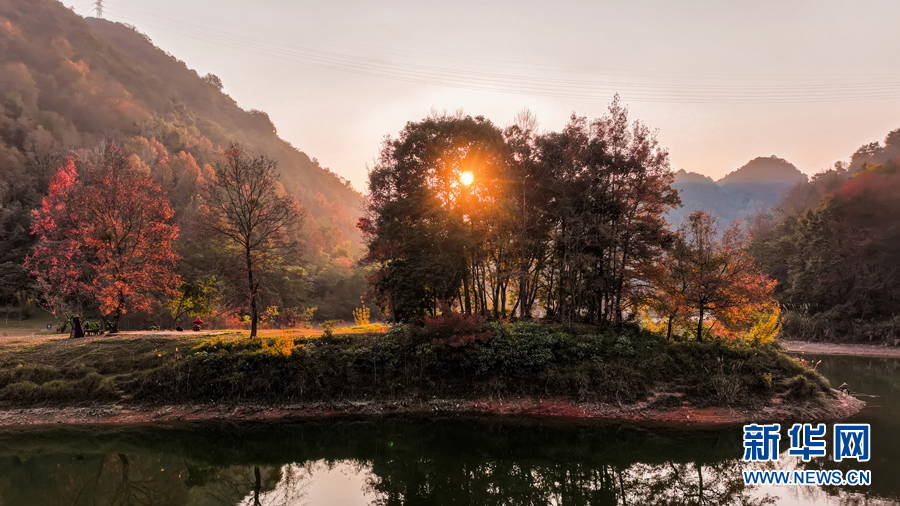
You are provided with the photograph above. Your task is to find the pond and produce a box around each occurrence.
[0,353,897,505]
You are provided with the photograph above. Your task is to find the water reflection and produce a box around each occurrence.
[0,354,895,505]
[0,419,765,505]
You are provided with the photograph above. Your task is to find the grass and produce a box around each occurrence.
[0,311,57,340]
[0,321,831,409]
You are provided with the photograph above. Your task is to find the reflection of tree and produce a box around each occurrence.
[623,460,775,506]
[193,464,285,506]
[365,457,773,505]
[109,453,152,505]
[0,417,891,505]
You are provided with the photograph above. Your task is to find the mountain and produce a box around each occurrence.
[0,0,364,311]
[0,0,362,253]
[668,156,807,227]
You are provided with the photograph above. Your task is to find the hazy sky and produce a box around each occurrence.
[69,0,900,191]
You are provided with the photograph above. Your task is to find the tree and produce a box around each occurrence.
[748,128,900,342]
[361,114,513,321]
[644,245,690,341]
[200,145,301,337]
[26,144,181,332]
[168,276,222,325]
[361,101,680,325]
[534,98,680,326]
[202,73,224,90]
[674,212,775,341]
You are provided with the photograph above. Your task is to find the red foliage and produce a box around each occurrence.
[26,145,180,326]
[424,313,492,348]
[431,332,493,349]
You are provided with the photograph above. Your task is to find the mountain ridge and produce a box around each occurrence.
[0,0,363,257]
[669,156,807,226]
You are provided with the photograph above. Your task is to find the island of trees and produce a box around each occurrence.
[361,100,778,343]
[0,100,858,424]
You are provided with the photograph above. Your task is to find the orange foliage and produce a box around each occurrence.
[26,145,180,329]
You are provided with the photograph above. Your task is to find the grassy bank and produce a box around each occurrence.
[0,320,835,412]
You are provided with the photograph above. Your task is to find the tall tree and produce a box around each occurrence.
[361,114,513,321]
[675,212,775,341]
[535,98,680,326]
[26,144,181,332]
[200,145,301,337]
[361,101,680,325]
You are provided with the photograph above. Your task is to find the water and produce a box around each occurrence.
[0,353,896,505]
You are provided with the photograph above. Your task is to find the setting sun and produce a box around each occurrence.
[459,171,474,186]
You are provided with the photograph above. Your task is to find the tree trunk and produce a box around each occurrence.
[253,465,262,506]
[696,306,704,342]
[246,247,258,338]
[71,316,85,338]
[666,314,674,342]
[110,307,122,334]
[463,262,472,314]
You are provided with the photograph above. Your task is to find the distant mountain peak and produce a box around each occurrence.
[674,169,715,184]
[668,156,806,228]
[718,156,807,185]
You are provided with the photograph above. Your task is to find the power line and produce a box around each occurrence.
[100,4,900,104]
[94,0,104,18]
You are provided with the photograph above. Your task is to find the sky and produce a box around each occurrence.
[69,0,900,191]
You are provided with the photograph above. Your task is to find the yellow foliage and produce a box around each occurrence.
[744,308,782,345]
[636,307,667,335]
[267,336,295,357]
[353,297,371,326]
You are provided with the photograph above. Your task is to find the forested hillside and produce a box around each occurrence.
[750,129,900,343]
[0,0,365,320]
[669,156,807,226]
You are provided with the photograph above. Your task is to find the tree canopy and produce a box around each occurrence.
[749,128,900,342]
[362,100,682,326]
[26,143,180,331]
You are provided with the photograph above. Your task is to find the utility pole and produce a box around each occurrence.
[94,0,104,18]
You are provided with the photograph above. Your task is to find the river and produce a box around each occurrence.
[0,353,896,505]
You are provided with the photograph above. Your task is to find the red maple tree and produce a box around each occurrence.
[26,144,180,332]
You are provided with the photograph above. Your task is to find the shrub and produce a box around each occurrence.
[353,298,371,326]
[321,320,341,340]
[0,381,41,402]
[420,313,488,348]
[784,374,821,401]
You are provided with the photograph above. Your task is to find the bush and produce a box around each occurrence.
[784,374,822,401]
[353,298,371,326]
[420,313,490,348]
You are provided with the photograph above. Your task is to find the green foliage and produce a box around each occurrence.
[82,320,103,334]
[298,307,318,327]
[362,102,680,324]
[750,128,900,343]
[168,277,222,323]
[784,374,826,401]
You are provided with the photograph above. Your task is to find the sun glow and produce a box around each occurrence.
[459,171,474,186]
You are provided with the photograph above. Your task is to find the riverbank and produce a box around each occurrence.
[0,392,864,428]
[0,322,863,427]
[783,339,900,358]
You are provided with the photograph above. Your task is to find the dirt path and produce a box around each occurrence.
[783,340,900,359]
